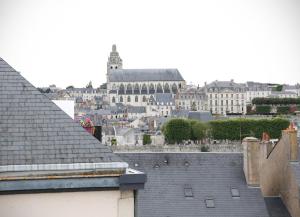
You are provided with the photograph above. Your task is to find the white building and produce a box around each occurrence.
[175,86,207,111]
[245,81,272,104]
[204,80,247,115]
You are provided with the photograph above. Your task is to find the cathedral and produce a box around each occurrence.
[106,45,186,107]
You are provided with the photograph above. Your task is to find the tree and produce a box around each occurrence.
[143,134,152,145]
[191,121,207,142]
[66,85,74,89]
[163,119,191,144]
[86,81,93,88]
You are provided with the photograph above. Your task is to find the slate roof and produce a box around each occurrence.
[188,111,213,122]
[108,69,184,82]
[0,57,123,166]
[118,153,270,217]
[206,80,246,89]
[154,93,174,105]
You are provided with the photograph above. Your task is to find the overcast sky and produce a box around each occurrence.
[0,0,299,88]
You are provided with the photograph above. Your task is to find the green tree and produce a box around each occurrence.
[163,119,191,144]
[143,134,152,145]
[190,121,207,142]
[86,81,93,88]
[66,85,74,89]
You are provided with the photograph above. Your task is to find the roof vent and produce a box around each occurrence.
[153,163,160,169]
[163,157,169,165]
[205,198,215,208]
[184,161,190,167]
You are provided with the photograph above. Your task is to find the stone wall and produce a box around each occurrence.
[112,143,243,153]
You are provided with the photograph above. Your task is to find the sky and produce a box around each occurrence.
[0,0,300,88]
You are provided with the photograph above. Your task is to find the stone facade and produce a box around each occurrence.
[106,45,185,108]
[175,86,207,111]
[204,80,247,115]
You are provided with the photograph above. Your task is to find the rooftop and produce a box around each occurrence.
[118,153,271,217]
[0,57,124,167]
[108,69,184,82]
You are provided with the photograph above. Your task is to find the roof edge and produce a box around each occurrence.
[0,162,128,173]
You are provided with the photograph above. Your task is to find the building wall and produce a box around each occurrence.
[207,92,247,115]
[259,132,300,217]
[0,190,134,217]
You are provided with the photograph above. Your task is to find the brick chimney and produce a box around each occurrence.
[243,137,260,186]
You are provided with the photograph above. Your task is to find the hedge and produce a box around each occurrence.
[255,105,271,114]
[209,118,289,140]
[252,97,300,105]
[277,106,290,114]
[163,119,191,143]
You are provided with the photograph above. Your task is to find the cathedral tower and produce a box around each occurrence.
[107,44,123,73]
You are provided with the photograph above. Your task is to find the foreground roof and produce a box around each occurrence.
[0,57,123,166]
[118,153,270,217]
[108,69,184,82]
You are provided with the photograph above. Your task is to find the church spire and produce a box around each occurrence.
[107,44,123,73]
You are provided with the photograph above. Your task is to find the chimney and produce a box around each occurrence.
[243,137,260,186]
[283,123,298,162]
[260,132,273,159]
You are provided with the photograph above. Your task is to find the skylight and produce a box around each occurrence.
[184,187,193,198]
[205,198,215,208]
[231,187,240,198]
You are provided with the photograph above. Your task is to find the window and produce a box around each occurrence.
[120,96,123,102]
[112,96,115,103]
[231,187,240,198]
[205,198,215,208]
[184,186,193,198]
[135,96,138,102]
[142,96,146,102]
[127,96,131,102]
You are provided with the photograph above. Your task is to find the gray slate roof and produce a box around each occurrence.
[0,57,122,166]
[118,153,270,217]
[108,69,184,82]
[188,111,213,122]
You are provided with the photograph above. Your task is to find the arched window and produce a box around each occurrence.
[156,83,163,93]
[119,84,125,94]
[112,96,116,103]
[149,83,155,94]
[172,83,178,94]
[141,84,148,94]
[164,83,170,93]
[135,96,138,102]
[134,84,140,94]
[142,96,147,102]
[120,96,123,102]
[126,84,133,94]
[127,96,131,102]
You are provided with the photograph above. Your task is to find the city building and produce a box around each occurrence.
[204,80,247,115]
[175,85,207,111]
[245,81,272,104]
